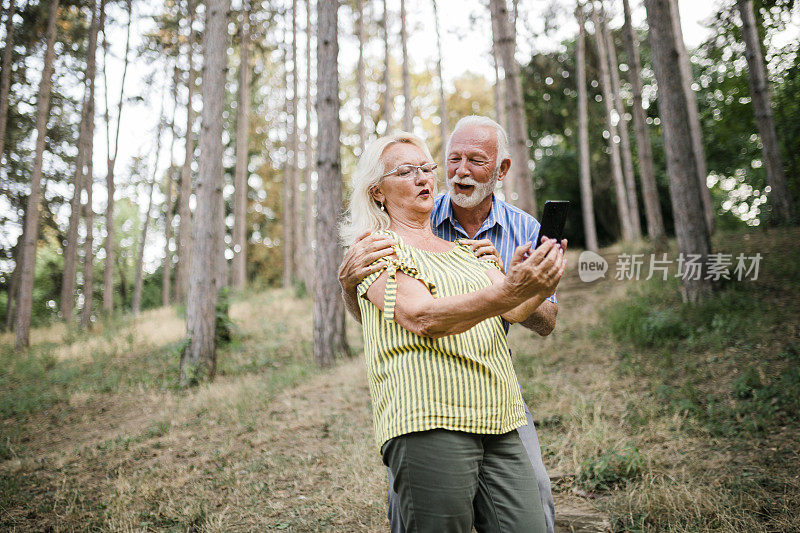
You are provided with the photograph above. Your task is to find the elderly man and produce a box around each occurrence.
[339,115,565,533]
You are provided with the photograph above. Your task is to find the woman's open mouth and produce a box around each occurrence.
[418,188,431,197]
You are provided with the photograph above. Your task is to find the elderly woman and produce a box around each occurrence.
[341,132,564,532]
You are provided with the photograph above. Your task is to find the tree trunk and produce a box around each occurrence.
[645,0,712,303]
[356,0,366,152]
[489,0,536,216]
[79,0,105,330]
[231,0,250,290]
[282,10,297,289]
[103,0,133,315]
[381,0,391,134]
[175,0,198,304]
[133,93,166,316]
[432,0,448,170]
[315,0,348,367]
[290,0,301,281]
[599,3,641,237]
[14,0,59,350]
[576,4,598,252]
[590,2,634,241]
[182,0,230,385]
[0,0,17,163]
[400,0,411,131]
[303,0,315,292]
[621,0,665,242]
[60,86,89,323]
[737,0,793,223]
[668,0,714,233]
[162,59,181,306]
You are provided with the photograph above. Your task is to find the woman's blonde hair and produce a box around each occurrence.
[340,132,435,246]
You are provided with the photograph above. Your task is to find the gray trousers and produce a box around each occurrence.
[387,403,554,533]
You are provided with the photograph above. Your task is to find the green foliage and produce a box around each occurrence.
[577,443,644,492]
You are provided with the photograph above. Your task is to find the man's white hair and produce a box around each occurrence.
[445,115,511,170]
[340,132,435,246]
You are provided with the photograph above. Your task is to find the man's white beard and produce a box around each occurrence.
[447,168,499,209]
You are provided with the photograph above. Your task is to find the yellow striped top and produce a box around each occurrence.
[357,230,527,448]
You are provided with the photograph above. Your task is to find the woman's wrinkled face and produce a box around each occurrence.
[372,143,436,220]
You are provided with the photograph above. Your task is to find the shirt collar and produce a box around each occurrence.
[432,191,507,232]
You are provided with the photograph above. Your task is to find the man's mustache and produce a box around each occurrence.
[448,176,480,187]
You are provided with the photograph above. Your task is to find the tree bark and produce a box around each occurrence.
[645,0,712,302]
[381,0,391,134]
[737,0,793,223]
[60,86,89,323]
[432,0,448,170]
[162,59,181,306]
[315,0,348,367]
[181,0,230,385]
[489,0,536,216]
[400,0,411,131]
[576,4,598,252]
[303,0,315,292]
[356,0,366,152]
[231,0,250,290]
[668,0,714,234]
[175,0,198,304]
[590,2,634,241]
[0,0,16,163]
[621,0,665,242]
[133,92,166,316]
[282,9,297,289]
[103,0,133,315]
[599,2,641,237]
[14,0,59,349]
[79,0,105,330]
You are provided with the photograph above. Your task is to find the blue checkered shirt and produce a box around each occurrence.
[430,192,558,332]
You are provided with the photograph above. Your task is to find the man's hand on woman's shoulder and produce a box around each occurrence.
[338,231,398,293]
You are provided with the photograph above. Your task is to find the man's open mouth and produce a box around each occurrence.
[453,183,474,194]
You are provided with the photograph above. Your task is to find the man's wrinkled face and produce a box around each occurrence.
[446,125,501,209]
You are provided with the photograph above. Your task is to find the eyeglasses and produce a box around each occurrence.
[382,163,438,179]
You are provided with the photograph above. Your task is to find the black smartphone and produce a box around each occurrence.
[534,200,570,249]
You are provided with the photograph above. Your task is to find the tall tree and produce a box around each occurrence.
[645,0,712,302]
[14,0,59,349]
[599,2,641,237]
[590,2,634,241]
[62,0,101,323]
[231,0,250,290]
[103,0,133,315]
[175,0,198,304]
[282,6,297,288]
[356,0,366,152]
[162,60,181,306]
[621,0,665,241]
[400,0,411,131]
[432,0,447,169]
[668,0,714,233]
[303,0,315,290]
[489,0,536,216]
[0,0,16,163]
[290,0,301,279]
[576,4,598,252]
[80,0,106,330]
[737,0,793,223]
[380,0,391,133]
[133,90,166,315]
[315,0,348,367]
[181,0,230,384]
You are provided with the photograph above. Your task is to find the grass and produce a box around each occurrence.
[509,227,800,532]
[1,228,798,531]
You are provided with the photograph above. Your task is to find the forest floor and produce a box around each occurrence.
[1,227,799,532]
